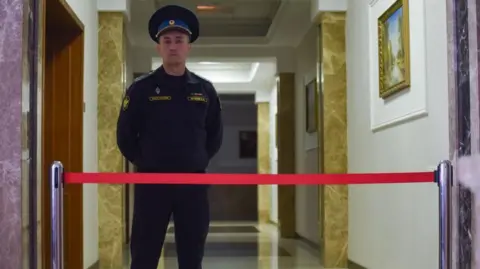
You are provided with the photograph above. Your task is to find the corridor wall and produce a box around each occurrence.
[293,25,321,246]
[269,85,278,224]
[346,0,449,268]
[63,0,99,268]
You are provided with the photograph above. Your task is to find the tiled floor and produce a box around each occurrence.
[124,222,324,269]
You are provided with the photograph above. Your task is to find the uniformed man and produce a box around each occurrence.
[116,5,223,269]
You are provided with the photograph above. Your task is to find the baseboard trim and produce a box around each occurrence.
[293,233,367,269]
[267,219,278,226]
[295,232,320,251]
[87,260,100,269]
[348,259,367,269]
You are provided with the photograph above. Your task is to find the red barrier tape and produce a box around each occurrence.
[64,171,434,185]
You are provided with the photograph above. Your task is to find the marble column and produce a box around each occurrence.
[317,12,348,268]
[0,0,41,268]
[446,0,480,267]
[98,12,126,269]
[256,102,271,223]
[276,73,296,237]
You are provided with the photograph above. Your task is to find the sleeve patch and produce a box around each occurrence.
[122,96,130,111]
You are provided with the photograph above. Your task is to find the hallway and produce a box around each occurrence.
[0,0,469,268]
[125,222,323,269]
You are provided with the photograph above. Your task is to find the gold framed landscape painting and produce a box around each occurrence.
[377,0,410,99]
[305,79,317,133]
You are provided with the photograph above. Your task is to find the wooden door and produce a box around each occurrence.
[42,0,84,268]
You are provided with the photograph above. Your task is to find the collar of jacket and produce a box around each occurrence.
[156,66,200,84]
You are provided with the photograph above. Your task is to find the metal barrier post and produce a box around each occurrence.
[50,161,64,269]
[436,160,453,269]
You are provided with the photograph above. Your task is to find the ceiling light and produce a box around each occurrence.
[196,5,217,11]
[198,61,221,65]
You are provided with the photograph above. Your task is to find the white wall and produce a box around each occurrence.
[64,0,99,268]
[269,83,278,223]
[346,0,449,268]
[269,85,278,175]
[125,32,134,88]
[125,31,135,244]
[292,25,320,244]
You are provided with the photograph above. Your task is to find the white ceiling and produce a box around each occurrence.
[128,0,311,95]
[153,0,281,37]
[127,0,312,48]
[151,59,277,94]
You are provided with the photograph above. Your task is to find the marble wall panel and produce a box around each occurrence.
[98,12,126,269]
[446,0,480,267]
[318,12,348,269]
[0,0,34,268]
[257,102,271,223]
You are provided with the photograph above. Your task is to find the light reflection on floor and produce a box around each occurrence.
[124,222,324,269]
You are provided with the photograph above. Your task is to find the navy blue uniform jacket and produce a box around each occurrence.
[116,67,223,172]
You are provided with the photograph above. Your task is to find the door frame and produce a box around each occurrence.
[41,0,85,268]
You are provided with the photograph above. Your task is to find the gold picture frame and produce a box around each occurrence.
[377,0,410,99]
[275,113,278,147]
[305,79,318,133]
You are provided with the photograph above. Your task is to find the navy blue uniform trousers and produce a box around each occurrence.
[130,183,210,269]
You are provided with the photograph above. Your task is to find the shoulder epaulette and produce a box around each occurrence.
[191,71,213,85]
[133,71,155,84]
[125,71,155,95]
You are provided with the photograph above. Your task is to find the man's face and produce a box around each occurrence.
[157,30,191,65]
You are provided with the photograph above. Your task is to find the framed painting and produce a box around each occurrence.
[377,0,410,99]
[305,79,317,133]
[275,113,278,147]
[239,130,257,159]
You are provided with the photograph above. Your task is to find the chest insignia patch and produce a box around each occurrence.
[149,96,171,101]
[187,96,207,103]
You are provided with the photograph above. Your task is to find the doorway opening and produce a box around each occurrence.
[41,0,84,268]
[208,94,258,221]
